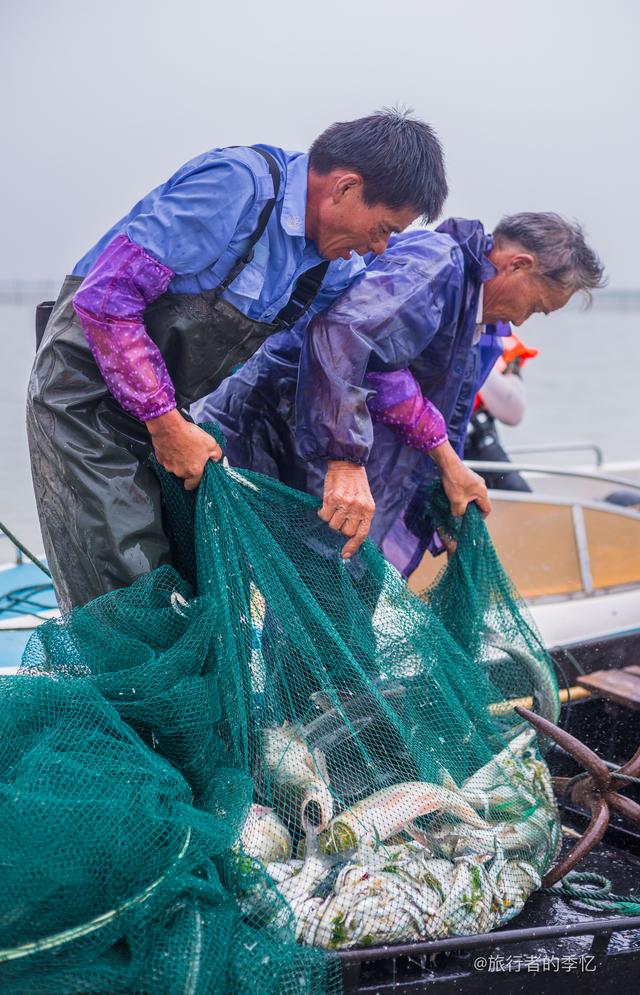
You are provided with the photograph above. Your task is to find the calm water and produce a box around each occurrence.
[2,301,639,560]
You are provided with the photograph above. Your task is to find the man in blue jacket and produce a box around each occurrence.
[27,110,447,608]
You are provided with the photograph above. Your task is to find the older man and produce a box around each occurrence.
[27,110,447,609]
[198,213,604,571]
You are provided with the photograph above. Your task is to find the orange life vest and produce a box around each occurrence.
[473,333,538,412]
[502,333,539,368]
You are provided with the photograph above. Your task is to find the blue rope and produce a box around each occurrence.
[0,520,51,577]
[0,584,56,619]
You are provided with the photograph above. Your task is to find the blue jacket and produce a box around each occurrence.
[73,145,363,323]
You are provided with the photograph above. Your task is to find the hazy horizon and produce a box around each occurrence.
[2,0,639,288]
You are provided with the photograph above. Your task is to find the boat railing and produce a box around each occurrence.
[505,441,604,467]
[475,486,639,601]
[464,460,640,492]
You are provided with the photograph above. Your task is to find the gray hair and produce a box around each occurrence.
[493,212,606,297]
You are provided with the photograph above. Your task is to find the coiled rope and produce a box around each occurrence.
[548,870,640,915]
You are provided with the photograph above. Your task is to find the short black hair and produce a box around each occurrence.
[309,108,448,223]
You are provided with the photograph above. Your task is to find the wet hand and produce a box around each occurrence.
[319,461,375,559]
[429,440,491,518]
[441,456,491,519]
[146,409,222,490]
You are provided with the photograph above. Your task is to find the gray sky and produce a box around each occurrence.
[2,0,639,286]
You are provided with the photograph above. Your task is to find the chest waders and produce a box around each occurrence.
[26,148,329,611]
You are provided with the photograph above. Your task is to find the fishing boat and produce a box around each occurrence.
[408,448,640,679]
[1,449,639,990]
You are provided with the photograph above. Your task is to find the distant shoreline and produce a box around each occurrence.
[1,280,639,312]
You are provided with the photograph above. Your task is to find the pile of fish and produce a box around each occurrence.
[238,716,561,949]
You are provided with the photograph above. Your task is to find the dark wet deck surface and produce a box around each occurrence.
[341,696,640,993]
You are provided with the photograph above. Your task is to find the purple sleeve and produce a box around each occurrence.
[73,234,176,421]
[367,369,447,452]
[295,235,464,465]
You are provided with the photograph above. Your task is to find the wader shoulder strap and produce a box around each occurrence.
[222,147,330,329]
[35,300,57,349]
[216,146,282,293]
[275,259,330,329]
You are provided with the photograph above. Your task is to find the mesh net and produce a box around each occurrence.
[2,425,560,992]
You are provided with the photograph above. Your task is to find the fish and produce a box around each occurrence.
[428,860,493,937]
[495,860,541,915]
[276,833,547,949]
[438,764,538,819]
[301,888,416,948]
[483,628,560,725]
[495,805,561,864]
[261,723,330,783]
[394,853,456,901]
[318,781,491,855]
[264,858,304,884]
[260,724,334,835]
[253,698,558,947]
[300,684,407,757]
[520,752,557,808]
[300,862,428,948]
[460,729,537,798]
[428,825,502,861]
[276,855,329,908]
[239,804,292,862]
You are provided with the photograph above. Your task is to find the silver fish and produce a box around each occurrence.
[260,724,334,835]
[239,804,292,862]
[484,627,560,725]
[319,781,490,854]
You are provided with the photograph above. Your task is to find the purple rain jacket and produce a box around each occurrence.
[195,219,504,573]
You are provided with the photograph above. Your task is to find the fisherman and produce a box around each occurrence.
[197,213,604,577]
[26,110,447,609]
[464,329,539,492]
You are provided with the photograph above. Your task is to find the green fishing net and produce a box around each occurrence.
[2,426,560,992]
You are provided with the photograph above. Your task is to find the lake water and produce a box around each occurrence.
[2,299,639,561]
